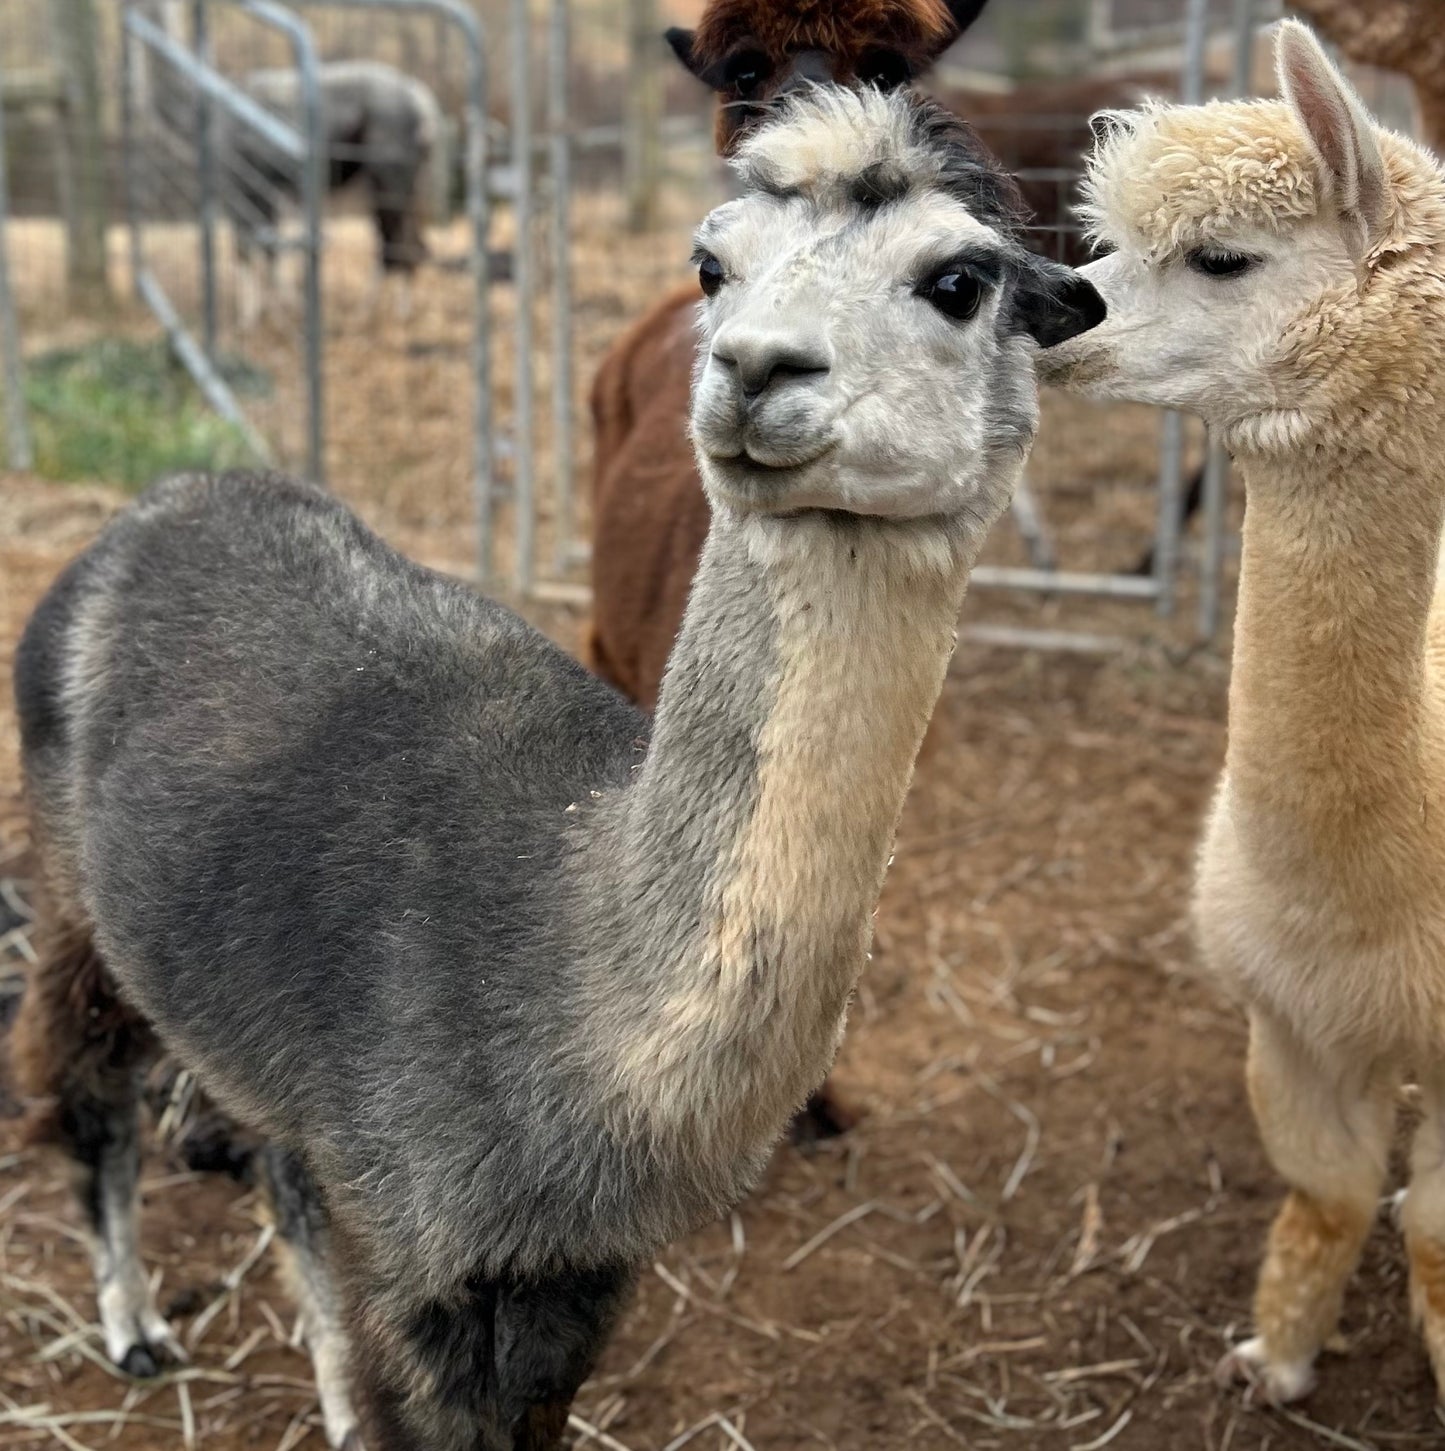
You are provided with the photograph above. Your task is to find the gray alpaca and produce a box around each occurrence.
[12,89,1102,1451]
[141,4,439,317]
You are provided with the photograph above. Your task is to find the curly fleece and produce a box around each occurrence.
[1080,97,1445,264]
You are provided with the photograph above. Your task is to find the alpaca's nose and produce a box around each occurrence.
[711,323,831,402]
[776,49,836,96]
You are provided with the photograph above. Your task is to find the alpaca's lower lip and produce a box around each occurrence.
[705,441,835,473]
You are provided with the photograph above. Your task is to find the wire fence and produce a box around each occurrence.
[0,0,1430,641]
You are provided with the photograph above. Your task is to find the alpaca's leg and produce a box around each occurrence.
[257,1146,360,1450]
[391,271,415,325]
[352,1262,636,1451]
[12,926,181,1375]
[493,1263,637,1450]
[1217,1008,1395,1402]
[1402,1071,1445,1401]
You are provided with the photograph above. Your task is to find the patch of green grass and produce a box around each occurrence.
[12,339,266,491]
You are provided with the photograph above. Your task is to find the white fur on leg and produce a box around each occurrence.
[1214,1335,1316,1403]
[309,1321,361,1450]
[281,1239,359,1450]
[90,1179,187,1376]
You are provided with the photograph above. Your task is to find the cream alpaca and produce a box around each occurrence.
[1039,21,1445,1405]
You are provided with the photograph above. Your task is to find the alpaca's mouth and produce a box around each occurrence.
[703,433,838,474]
[704,445,839,512]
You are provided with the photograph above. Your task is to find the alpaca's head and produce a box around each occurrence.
[1039,20,1445,454]
[688,88,1105,527]
[667,0,989,154]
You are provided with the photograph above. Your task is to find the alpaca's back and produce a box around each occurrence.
[16,471,645,1166]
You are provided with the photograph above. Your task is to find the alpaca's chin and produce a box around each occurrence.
[700,449,840,515]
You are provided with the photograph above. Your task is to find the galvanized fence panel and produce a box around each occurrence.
[123,0,324,476]
[502,0,1287,648]
[118,0,494,572]
[261,0,494,570]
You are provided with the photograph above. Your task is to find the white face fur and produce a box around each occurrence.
[1047,220,1357,441]
[1038,21,1395,455]
[687,90,1105,528]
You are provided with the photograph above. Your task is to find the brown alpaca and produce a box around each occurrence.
[1290,0,1445,151]
[588,1,1182,714]
[590,0,990,713]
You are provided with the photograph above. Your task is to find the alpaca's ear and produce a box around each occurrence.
[946,0,991,33]
[1276,19,1388,260]
[928,0,989,57]
[665,27,704,78]
[1012,258,1107,348]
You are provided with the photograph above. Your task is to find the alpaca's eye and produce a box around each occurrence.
[1187,249,1255,278]
[922,271,983,321]
[857,49,911,90]
[698,254,725,297]
[725,50,769,97]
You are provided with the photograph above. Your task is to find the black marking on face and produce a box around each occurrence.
[850,161,910,210]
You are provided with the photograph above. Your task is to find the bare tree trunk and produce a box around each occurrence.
[1415,88,1445,155]
[624,0,661,233]
[51,0,110,308]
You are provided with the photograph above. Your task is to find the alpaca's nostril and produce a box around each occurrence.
[741,358,830,399]
[712,330,831,402]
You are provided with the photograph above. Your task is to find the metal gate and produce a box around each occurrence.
[505,0,1272,648]
[119,0,492,540]
[122,0,324,476]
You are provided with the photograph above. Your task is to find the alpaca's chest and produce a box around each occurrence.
[1194,779,1445,1055]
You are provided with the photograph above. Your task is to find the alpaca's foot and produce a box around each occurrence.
[1408,1232,1445,1399]
[100,1275,188,1377]
[1214,1336,1315,1404]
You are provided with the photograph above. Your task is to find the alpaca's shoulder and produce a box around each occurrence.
[65,470,647,776]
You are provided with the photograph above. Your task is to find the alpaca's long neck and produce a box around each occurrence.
[581,507,973,1158]
[1226,443,1445,897]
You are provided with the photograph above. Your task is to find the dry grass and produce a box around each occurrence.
[0,463,1432,1450]
[0,165,1377,1451]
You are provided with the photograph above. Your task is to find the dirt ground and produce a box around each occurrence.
[0,194,1440,1450]
[2,464,1442,1451]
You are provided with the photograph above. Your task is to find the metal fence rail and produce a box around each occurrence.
[122,0,324,478]
[265,0,494,565]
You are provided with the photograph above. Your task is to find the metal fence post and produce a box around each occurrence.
[1155,0,1211,620]
[192,0,219,362]
[294,18,326,485]
[624,0,661,232]
[120,9,144,301]
[0,91,34,471]
[510,0,536,592]
[1195,0,1260,642]
[548,0,574,577]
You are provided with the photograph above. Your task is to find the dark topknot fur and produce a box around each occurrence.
[737,89,1025,236]
[692,0,960,73]
[912,97,1026,231]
